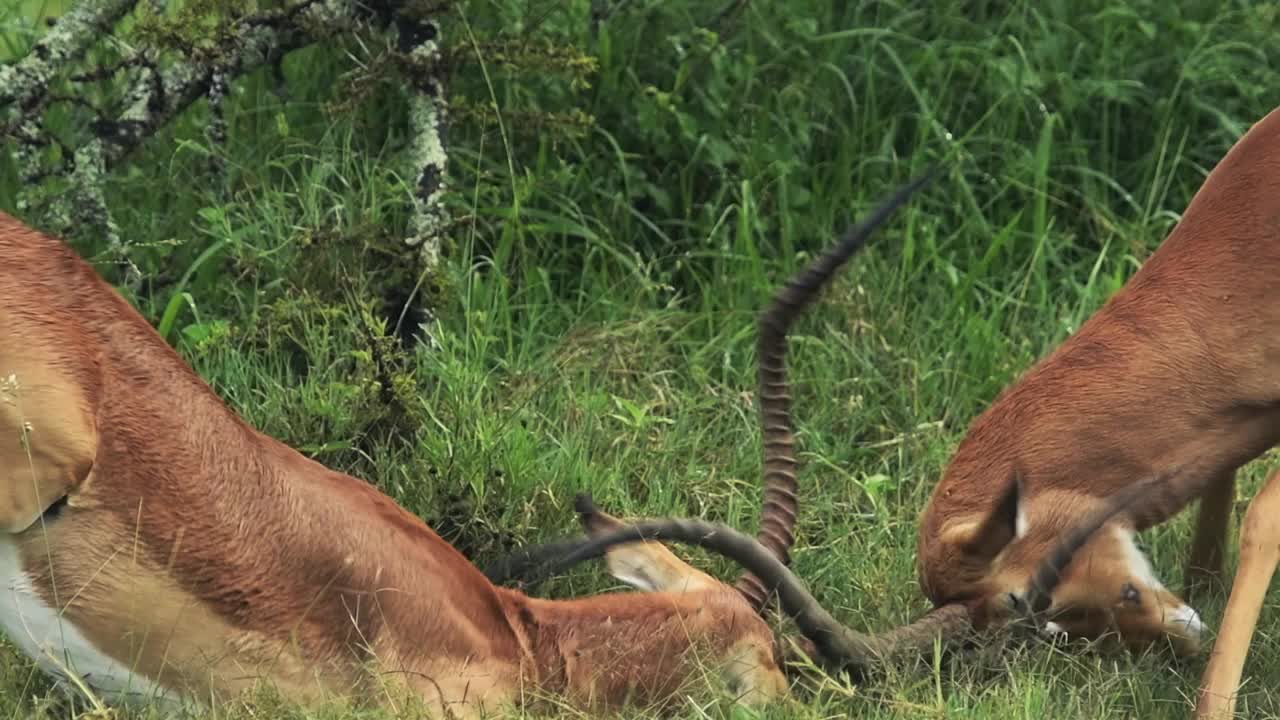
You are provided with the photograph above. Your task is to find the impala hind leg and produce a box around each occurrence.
[1186,469,1237,602]
[1196,467,1280,720]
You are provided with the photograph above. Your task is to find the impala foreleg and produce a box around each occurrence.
[1196,466,1280,720]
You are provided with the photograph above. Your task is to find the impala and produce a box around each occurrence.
[0,171,931,717]
[900,106,1280,719]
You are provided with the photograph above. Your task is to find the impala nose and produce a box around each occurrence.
[1165,603,1205,651]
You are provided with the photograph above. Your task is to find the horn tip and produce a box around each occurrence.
[573,492,598,517]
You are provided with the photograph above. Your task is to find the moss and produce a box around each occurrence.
[131,0,265,56]
[411,251,454,315]
[448,36,599,90]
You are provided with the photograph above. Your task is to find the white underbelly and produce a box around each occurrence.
[0,537,182,709]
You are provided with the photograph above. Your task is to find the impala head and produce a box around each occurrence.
[927,469,1204,655]
[487,495,790,709]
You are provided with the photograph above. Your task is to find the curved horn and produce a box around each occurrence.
[484,493,627,585]
[738,167,942,612]
[490,505,972,672]
[484,535,592,585]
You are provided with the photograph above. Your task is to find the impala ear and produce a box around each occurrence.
[940,471,1024,559]
[574,494,720,594]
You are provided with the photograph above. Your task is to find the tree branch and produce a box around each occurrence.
[0,0,141,115]
[3,0,456,340]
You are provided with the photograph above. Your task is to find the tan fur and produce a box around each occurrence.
[575,505,790,703]
[911,106,1280,715]
[0,219,787,717]
[0,342,96,534]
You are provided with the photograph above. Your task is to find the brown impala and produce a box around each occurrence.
[0,173,1001,717]
[899,105,1280,719]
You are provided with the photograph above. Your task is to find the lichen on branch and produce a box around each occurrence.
[2,0,598,342]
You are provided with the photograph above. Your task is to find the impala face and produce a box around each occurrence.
[921,472,1206,656]
[982,521,1204,654]
[560,501,790,706]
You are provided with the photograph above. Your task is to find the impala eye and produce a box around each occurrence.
[1121,582,1141,605]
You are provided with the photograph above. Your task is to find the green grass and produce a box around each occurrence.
[3,0,1280,717]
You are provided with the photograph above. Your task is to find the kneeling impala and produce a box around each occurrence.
[906,106,1280,719]
[0,172,934,716]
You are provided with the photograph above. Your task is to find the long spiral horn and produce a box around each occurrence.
[738,166,942,612]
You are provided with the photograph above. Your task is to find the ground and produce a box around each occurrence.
[2,0,1280,718]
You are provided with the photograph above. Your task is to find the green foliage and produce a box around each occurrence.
[4,0,1280,718]
[132,0,269,55]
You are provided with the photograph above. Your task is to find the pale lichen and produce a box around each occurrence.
[404,84,448,261]
[70,140,141,288]
[393,13,449,348]
[0,0,140,120]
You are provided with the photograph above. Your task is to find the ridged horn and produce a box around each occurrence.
[484,534,592,586]
[738,166,943,613]
[493,494,972,672]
